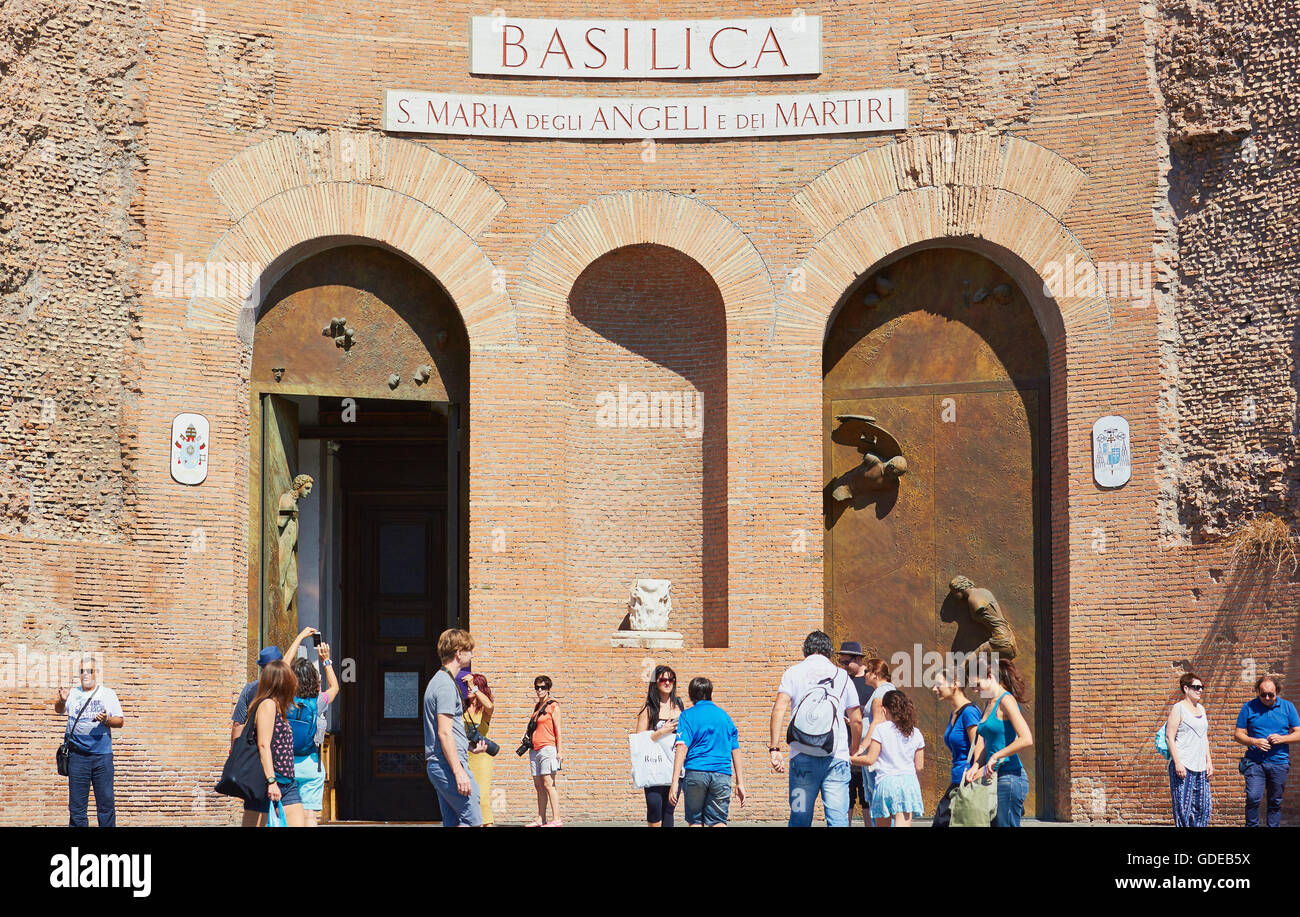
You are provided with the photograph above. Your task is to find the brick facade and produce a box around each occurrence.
[2,0,1296,824]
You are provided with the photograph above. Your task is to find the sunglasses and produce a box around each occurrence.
[534,686,548,692]
[1260,691,1277,699]
[657,676,675,684]
[1187,684,1204,691]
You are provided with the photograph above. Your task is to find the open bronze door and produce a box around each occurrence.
[261,394,300,653]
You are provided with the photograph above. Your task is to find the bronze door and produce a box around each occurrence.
[340,441,446,821]
[826,387,1042,814]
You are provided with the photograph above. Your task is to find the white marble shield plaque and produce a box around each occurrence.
[1092,415,1131,488]
[171,413,210,485]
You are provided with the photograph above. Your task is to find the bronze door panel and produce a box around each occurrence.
[827,389,1040,813]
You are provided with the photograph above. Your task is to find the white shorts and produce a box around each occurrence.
[529,745,561,777]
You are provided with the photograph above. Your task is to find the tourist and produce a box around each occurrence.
[634,664,685,827]
[931,666,980,827]
[423,628,483,827]
[462,671,496,826]
[850,689,925,826]
[1166,671,1211,827]
[526,675,562,827]
[1233,674,1300,827]
[838,641,873,827]
[55,656,124,827]
[231,627,316,746]
[964,655,1033,827]
[246,659,305,827]
[289,641,340,827]
[854,657,896,815]
[669,677,745,826]
[769,630,862,827]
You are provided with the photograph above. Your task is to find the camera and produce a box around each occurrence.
[465,722,499,757]
[516,738,532,757]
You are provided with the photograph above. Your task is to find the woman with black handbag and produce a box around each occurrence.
[224,660,305,826]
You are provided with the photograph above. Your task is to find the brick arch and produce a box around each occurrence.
[188,129,518,350]
[777,132,1111,345]
[517,190,774,341]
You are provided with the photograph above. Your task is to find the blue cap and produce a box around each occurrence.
[257,646,283,667]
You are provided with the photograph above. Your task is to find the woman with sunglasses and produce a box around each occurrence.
[635,665,685,827]
[1166,672,1212,826]
[526,676,562,826]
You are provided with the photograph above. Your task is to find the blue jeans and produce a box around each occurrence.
[993,769,1029,827]
[426,757,482,827]
[1243,758,1289,827]
[682,770,731,825]
[68,748,115,827]
[788,755,851,827]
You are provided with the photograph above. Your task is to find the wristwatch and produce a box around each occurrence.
[266,776,276,786]
[768,745,780,752]
[323,659,333,667]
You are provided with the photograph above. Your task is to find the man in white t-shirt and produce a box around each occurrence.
[54,656,124,827]
[768,630,862,827]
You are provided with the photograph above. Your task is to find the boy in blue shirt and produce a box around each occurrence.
[669,677,745,826]
[1234,675,1300,826]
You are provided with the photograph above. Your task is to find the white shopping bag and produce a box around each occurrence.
[628,730,676,788]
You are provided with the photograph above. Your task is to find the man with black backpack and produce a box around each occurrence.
[769,631,862,827]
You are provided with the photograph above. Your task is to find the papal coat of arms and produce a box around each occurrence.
[1092,415,1131,488]
[170,413,210,485]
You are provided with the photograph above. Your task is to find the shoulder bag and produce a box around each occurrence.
[216,699,271,804]
[56,686,100,777]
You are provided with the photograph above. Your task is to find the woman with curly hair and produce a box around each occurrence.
[851,689,925,826]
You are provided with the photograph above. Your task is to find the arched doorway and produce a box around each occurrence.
[823,246,1051,816]
[249,242,469,821]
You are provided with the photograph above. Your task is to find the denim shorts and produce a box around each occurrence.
[244,779,301,812]
[682,769,731,826]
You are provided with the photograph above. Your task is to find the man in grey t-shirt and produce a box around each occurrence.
[422,628,482,826]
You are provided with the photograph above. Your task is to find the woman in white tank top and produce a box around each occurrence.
[1166,672,1212,827]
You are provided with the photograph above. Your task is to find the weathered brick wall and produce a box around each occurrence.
[1155,0,1300,538]
[0,0,145,539]
[1136,0,1300,825]
[8,0,1297,827]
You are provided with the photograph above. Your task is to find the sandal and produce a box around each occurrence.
[525,819,544,827]
[542,820,563,827]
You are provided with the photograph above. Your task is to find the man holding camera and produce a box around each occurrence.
[422,628,485,827]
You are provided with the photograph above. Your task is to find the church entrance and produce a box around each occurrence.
[823,247,1052,817]
[248,244,469,822]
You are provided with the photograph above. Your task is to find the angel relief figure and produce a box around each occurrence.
[828,414,908,502]
[268,474,314,635]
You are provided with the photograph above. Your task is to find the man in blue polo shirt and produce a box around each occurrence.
[668,677,746,826]
[1234,675,1300,827]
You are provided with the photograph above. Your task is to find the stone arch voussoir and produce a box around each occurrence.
[190,130,517,350]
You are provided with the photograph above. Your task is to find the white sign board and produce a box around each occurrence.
[1092,415,1131,488]
[171,413,210,485]
[469,16,822,79]
[385,89,906,139]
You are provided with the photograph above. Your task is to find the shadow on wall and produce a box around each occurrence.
[565,243,729,647]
